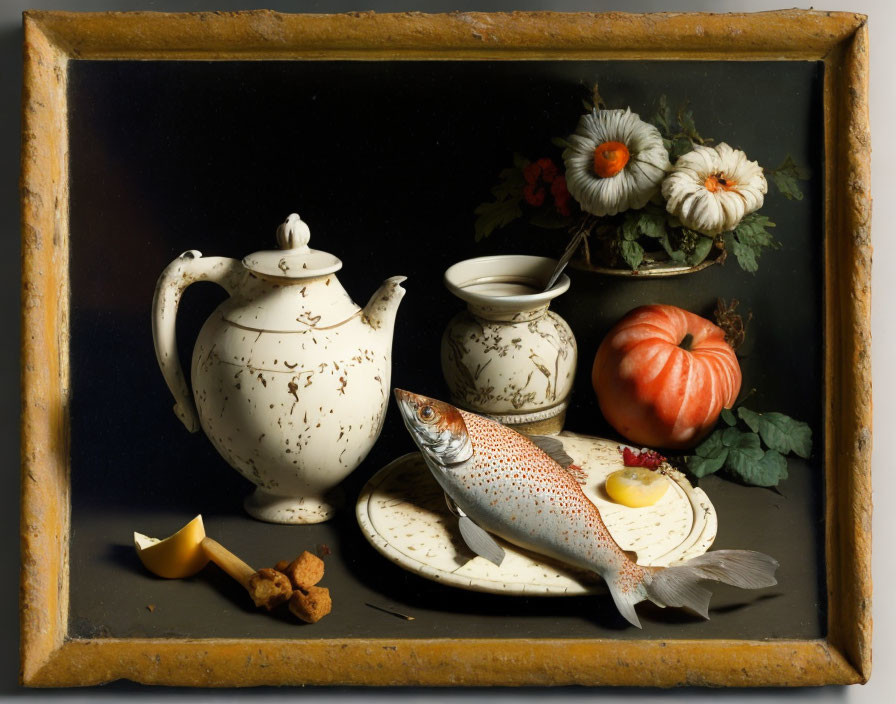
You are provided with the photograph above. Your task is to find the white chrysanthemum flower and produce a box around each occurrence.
[662,143,767,236]
[562,108,670,217]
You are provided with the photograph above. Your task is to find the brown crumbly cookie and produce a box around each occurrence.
[283,551,325,589]
[247,568,293,610]
[289,585,332,623]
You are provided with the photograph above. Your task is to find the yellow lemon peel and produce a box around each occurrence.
[605,467,669,508]
[134,514,210,579]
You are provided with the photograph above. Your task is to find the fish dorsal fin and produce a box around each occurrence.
[529,435,575,469]
[458,516,506,567]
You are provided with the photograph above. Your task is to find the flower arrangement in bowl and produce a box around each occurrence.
[475,89,808,276]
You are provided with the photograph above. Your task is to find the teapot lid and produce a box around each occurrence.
[242,213,342,279]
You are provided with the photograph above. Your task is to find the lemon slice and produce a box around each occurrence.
[134,514,210,578]
[605,467,669,508]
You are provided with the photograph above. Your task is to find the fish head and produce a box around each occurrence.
[393,389,473,467]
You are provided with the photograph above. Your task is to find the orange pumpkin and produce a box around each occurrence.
[592,304,741,449]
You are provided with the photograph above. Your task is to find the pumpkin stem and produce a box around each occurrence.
[678,333,694,351]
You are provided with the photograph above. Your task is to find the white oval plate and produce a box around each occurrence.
[356,433,717,596]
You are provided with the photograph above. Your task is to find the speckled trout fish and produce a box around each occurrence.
[394,389,778,628]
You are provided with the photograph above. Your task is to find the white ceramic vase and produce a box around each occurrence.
[440,255,577,435]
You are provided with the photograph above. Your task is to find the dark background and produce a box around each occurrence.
[65,59,826,643]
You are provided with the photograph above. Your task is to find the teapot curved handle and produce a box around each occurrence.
[151,251,243,432]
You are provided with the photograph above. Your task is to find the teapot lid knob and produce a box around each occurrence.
[243,212,342,279]
[276,213,311,251]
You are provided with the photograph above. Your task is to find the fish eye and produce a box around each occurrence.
[418,405,436,422]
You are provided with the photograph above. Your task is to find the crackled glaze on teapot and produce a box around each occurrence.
[152,214,406,523]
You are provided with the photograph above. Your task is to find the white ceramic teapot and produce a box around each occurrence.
[152,213,406,524]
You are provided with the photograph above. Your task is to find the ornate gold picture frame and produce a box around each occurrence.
[21,10,871,687]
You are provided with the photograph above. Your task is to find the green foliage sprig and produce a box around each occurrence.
[768,155,811,201]
[474,154,526,242]
[474,153,574,242]
[616,205,714,270]
[648,94,709,161]
[686,407,812,487]
[723,213,780,273]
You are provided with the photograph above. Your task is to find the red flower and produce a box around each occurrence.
[523,161,542,185]
[621,447,667,470]
[551,174,571,216]
[523,184,546,207]
[536,157,558,183]
[523,158,564,210]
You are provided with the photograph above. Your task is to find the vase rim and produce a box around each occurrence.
[443,255,570,311]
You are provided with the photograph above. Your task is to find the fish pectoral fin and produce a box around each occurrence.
[457,516,506,567]
[444,492,465,518]
[529,435,575,469]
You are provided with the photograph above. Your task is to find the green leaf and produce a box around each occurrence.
[685,233,714,266]
[724,432,765,477]
[677,107,703,143]
[621,214,641,241]
[734,449,789,487]
[637,211,667,239]
[649,95,674,137]
[724,213,779,274]
[737,407,762,433]
[687,405,811,488]
[619,239,644,270]
[670,137,693,161]
[659,233,687,262]
[735,214,777,249]
[689,426,791,487]
[721,426,748,447]
[726,232,757,273]
[695,429,727,459]
[769,155,809,201]
[474,198,522,242]
[721,408,737,426]
[770,171,803,201]
[784,419,812,459]
[512,152,530,171]
[737,407,813,458]
[490,167,524,200]
[658,224,707,264]
[689,452,728,478]
[551,136,572,149]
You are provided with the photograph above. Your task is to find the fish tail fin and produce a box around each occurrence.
[644,550,779,619]
[605,571,650,629]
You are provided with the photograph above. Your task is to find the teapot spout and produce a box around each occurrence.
[361,276,407,332]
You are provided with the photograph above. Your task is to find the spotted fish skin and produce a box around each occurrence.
[394,389,779,628]
[450,409,646,596]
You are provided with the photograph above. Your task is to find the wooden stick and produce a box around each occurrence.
[200,537,255,590]
[200,537,293,610]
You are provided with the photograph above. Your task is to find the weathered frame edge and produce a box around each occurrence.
[20,11,72,688]
[823,17,872,685]
[26,638,860,688]
[24,8,866,60]
[19,9,872,688]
